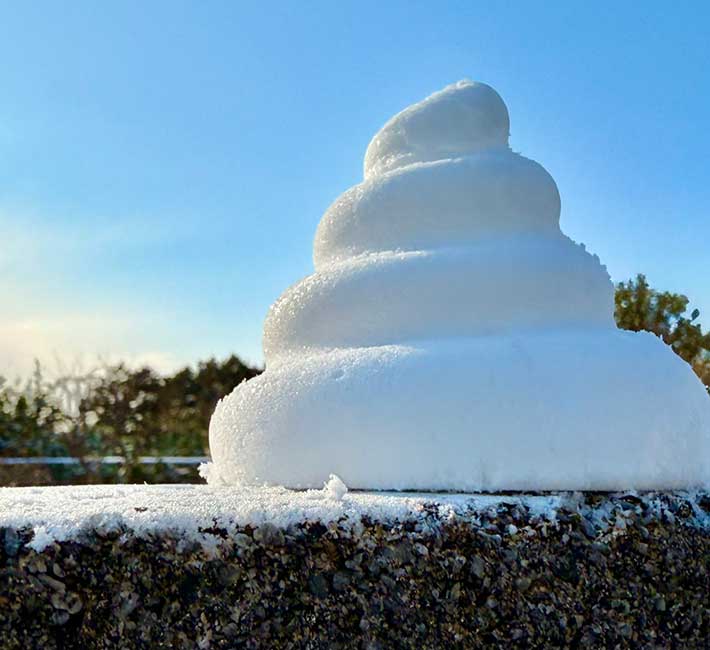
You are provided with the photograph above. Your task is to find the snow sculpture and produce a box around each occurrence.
[207,80,710,491]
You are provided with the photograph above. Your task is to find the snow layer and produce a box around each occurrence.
[211,331,710,490]
[265,237,614,357]
[363,80,510,179]
[209,79,710,490]
[0,481,550,552]
[2,483,708,554]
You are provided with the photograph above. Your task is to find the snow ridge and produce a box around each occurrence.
[2,484,708,554]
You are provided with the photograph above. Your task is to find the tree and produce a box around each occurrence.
[75,355,262,480]
[0,355,262,484]
[615,274,710,391]
[0,363,67,458]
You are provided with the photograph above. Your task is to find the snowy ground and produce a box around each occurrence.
[1,477,708,553]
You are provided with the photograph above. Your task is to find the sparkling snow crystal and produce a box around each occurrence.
[208,80,710,491]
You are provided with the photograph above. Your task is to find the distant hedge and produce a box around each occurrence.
[2,492,709,649]
[0,355,260,485]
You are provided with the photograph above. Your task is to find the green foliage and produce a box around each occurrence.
[615,274,710,391]
[76,356,261,481]
[0,355,260,484]
[0,363,67,458]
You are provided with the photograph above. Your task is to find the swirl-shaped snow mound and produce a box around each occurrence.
[208,80,710,490]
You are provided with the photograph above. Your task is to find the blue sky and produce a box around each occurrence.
[1,1,709,377]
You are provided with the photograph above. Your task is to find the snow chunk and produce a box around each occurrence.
[198,461,224,485]
[28,525,55,552]
[323,474,348,501]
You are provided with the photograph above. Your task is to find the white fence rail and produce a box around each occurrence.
[0,456,209,465]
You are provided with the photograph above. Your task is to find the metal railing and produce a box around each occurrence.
[0,456,209,465]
